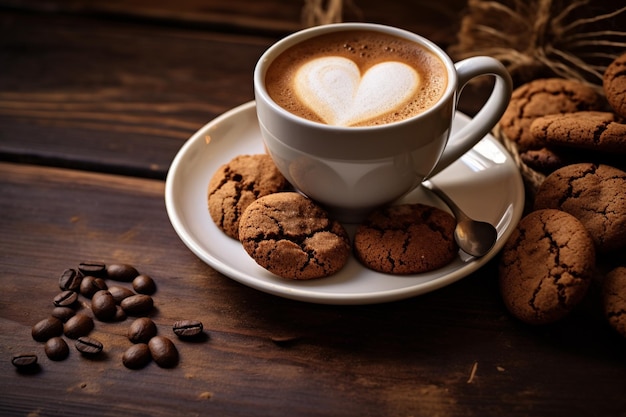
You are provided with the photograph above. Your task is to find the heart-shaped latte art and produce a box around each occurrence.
[294,56,419,126]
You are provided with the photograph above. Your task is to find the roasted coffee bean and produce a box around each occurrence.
[114,306,127,322]
[51,306,76,322]
[44,337,69,361]
[106,263,139,282]
[173,320,204,338]
[132,274,156,295]
[12,353,38,368]
[108,285,135,304]
[80,276,107,298]
[59,268,82,291]
[53,290,78,307]
[148,336,178,368]
[128,317,157,344]
[32,316,63,342]
[120,294,153,316]
[122,343,151,369]
[75,336,103,355]
[64,314,94,339]
[91,290,116,321]
[78,261,107,277]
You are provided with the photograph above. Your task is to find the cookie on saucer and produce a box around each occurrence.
[602,266,626,338]
[499,209,595,325]
[353,203,458,275]
[533,163,626,253]
[238,192,351,280]
[208,154,288,239]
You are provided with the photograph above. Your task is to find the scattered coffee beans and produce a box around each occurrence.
[63,314,94,339]
[122,343,151,369]
[53,290,78,307]
[44,337,70,361]
[51,306,76,322]
[108,286,135,304]
[132,274,156,295]
[128,317,157,344]
[91,290,116,321]
[32,316,64,342]
[80,276,107,298]
[106,264,139,282]
[12,353,38,368]
[78,261,107,277]
[173,320,204,338]
[120,294,153,316]
[19,260,206,374]
[148,336,178,368]
[75,336,103,355]
[59,268,82,292]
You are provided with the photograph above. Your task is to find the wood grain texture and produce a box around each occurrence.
[1,162,625,416]
[0,0,466,38]
[0,11,272,178]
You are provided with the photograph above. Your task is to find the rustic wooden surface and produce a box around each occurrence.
[1,1,625,416]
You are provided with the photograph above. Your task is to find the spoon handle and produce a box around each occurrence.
[422,181,468,222]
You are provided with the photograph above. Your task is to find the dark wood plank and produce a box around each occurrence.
[0,0,467,40]
[1,162,625,417]
[0,11,275,179]
[0,0,305,34]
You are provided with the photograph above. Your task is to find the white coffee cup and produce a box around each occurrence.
[254,23,512,222]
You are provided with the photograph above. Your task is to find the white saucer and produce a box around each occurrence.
[165,101,524,305]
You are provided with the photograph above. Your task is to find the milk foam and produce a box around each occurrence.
[294,56,419,126]
[265,30,448,126]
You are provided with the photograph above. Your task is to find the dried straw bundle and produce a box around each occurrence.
[302,0,345,26]
[449,0,626,90]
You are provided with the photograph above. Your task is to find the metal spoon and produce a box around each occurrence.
[422,180,498,257]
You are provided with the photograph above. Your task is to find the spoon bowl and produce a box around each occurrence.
[422,181,498,257]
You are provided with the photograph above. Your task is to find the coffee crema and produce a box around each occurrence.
[265,30,448,127]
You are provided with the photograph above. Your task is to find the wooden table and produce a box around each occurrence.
[1,2,625,416]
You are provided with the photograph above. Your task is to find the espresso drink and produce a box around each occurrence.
[265,30,448,127]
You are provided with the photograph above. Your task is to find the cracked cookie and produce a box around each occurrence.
[533,163,626,253]
[603,53,626,118]
[530,111,626,154]
[353,204,457,275]
[602,266,626,338]
[208,154,288,239]
[499,78,604,151]
[499,209,595,325]
[238,192,350,280]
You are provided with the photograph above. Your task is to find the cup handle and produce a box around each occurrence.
[427,56,512,178]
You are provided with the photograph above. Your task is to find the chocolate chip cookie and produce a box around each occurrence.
[533,163,626,253]
[353,204,457,275]
[238,192,350,280]
[602,266,626,338]
[499,209,596,325]
[603,53,626,118]
[499,78,604,151]
[530,111,626,154]
[208,154,288,239]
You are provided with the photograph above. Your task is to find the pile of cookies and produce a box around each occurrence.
[207,154,458,280]
[497,54,626,338]
[499,54,626,180]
